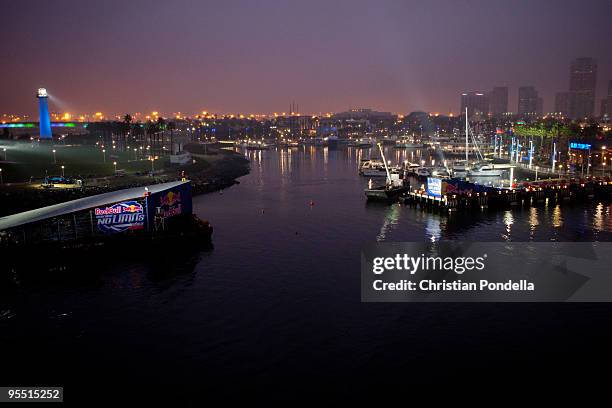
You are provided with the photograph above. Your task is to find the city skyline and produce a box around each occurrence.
[1,0,611,116]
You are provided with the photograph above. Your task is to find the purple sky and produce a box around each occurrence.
[1,0,611,116]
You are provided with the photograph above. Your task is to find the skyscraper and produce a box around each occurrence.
[555,92,571,117]
[489,87,508,118]
[460,92,489,119]
[601,80,612,117]
[569,57,597,119]
[518,86,540,118]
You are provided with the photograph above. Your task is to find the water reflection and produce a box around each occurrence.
[552,205,563,228]
[529,207,539,240]
[375,203,401,242]
[502,211,514,241]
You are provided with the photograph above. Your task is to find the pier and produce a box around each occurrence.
[402,176,611,212]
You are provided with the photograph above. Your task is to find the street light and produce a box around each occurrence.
[61,165,65,177]
[52,149,56,164]
[102,149,106,163]
[0,168,3,185]
[2,148,6,161]
[113,161,117,173]
[150,157,155,173]
[535,166,539,181]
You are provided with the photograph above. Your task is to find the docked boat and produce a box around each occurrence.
[468,162,503,177]
[364,144,409,202]
[450,160,470,177]
[416,167,431,177]
[395,142,425,149]
[359,159,401,177]
[325,135,339,148]
[415,167,450,178]
[356,138,374,148]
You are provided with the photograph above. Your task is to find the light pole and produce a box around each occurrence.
[586,148,591,177]
[52,149,56,164]
[61,165,65,177]
[150,157,155,173]
[535,166,539,181]
[3,148,6,161]
[113,161,117,173]
[0,168,3,185]
[102,149,106,163]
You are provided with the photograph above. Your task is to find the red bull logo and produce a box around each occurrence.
[95,200,145,233]
[159,190,183,218]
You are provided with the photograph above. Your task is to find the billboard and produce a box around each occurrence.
[426,177,442,197]
[151,182,192,219]
[95,200,145,233]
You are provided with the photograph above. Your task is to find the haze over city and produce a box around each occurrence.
[1,0,611,116]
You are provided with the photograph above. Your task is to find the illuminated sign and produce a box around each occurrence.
[569,142,591,150]
[426,177,442,197]
[95,200,145,233]
[158,190,182,218]
[37,88,48,98]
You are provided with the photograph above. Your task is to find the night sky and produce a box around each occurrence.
[1,0,611,116]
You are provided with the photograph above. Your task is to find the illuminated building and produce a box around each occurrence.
[37,88,52,139]
[460,92,488,119]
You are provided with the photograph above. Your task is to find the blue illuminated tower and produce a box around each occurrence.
[37,88,52,139]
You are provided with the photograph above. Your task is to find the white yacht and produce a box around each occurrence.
[468,162,503,177]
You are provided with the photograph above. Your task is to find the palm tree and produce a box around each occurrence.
[122,114,132,149]
[167,121,176,154]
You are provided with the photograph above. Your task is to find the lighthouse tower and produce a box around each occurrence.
[37,88,52,140]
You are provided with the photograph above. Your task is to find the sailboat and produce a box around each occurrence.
[450,108,503,178]
[364,143,409,201]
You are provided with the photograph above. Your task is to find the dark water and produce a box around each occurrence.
[2,146,612,401]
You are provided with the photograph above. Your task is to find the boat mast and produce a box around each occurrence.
[377,143,392,184]
[465,107,469,163]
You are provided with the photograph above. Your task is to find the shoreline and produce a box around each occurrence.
[0,146,250,217]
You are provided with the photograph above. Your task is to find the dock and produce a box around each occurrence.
[402,177,611,212]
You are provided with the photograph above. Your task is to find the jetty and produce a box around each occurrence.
[402,176,611,212]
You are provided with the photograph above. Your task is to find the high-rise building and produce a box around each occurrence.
[601,80,612,117]
[518,86,540,117]
[569,57,597,119]
[489,87,508,118]
[555,92,571,116]
[460,92,489,119]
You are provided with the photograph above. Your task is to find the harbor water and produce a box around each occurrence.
[2,145,612,400]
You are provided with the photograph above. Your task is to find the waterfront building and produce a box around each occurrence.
[460,92,489,119]
[489,87,508,118]
[332,108,394,121]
